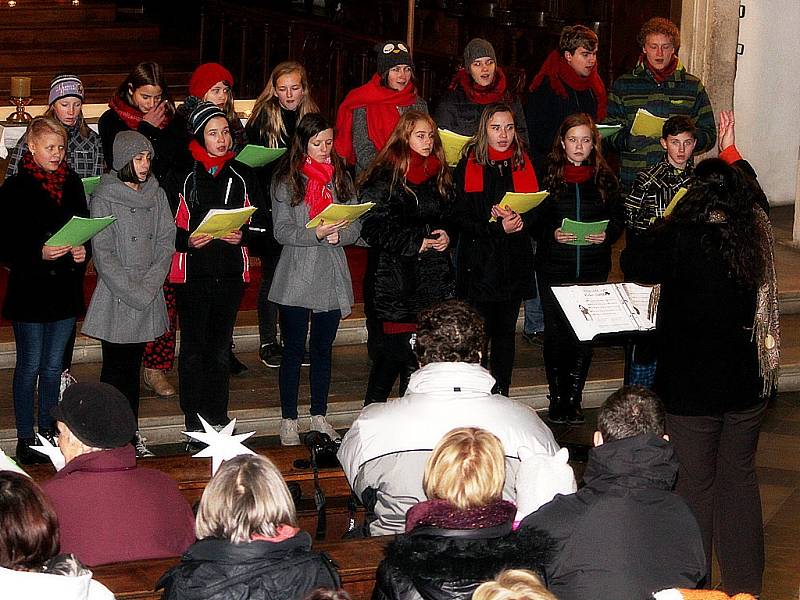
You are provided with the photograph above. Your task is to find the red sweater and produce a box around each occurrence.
[42,445,196,566]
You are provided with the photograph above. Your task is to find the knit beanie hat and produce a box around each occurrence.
[189,62,234,99]
[376,40,414,75]
[463,38,496,66]
[111,130,154,171]
[48,74,84,105]
[188,99,227,137]
[51,383,137,449]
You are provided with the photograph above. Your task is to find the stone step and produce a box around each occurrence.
[0,23,161,45]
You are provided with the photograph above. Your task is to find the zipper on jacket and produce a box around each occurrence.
[223,177,232,205]
[575,182,581,279]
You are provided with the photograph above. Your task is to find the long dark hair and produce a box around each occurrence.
[274,113,352,206]
[543,112,618,203]
[668,158,766,288]
[357,110,452,198]
[116,62,175,114]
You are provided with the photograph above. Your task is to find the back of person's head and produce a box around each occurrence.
[304,588,353,600]
[196,454,298,543]
[661,115,697,140]
[52,382,137,460]
[473,569,558,600]
[415,300,487,366]
[559,24,598,55]
[0,472,59,571]
[423,427,505,510]
[598,386,665,443]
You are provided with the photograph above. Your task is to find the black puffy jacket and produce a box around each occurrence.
[371,523,553,600]
[534,177,624,283]
[360,168,455,323]
[452,156,536,302]
[157,532,339,600]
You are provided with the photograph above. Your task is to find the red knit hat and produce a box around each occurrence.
[189,62,234,98]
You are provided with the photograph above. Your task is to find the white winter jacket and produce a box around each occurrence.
[338,362,566,535]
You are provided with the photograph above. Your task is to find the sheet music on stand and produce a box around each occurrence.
[551,282,659,341]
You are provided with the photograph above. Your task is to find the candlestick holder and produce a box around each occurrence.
[7,96,32,123]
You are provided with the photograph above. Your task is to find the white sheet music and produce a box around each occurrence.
[551,283,658,341]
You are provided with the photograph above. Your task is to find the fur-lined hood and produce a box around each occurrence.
[384,526,553,580]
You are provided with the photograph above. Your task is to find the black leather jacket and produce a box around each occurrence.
[371,522,552,600]
[157,532,339,600]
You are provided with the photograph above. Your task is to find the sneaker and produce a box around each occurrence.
[134,431,155,458]
[229,345,248,376]
[143,368,176,397]
[522,331,544,346]
[259,343,282,368]
[38,428,58,447]
[301,350,311,367]
[280,418,301,446]
[309,415,341,442]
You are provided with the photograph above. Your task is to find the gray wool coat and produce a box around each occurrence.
[268,177,361,317]
[82,173,176,343]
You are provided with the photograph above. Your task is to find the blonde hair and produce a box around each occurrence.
[28,115,67,145]
[357,110,452,199]
[423,427,505,510]
[473,569,557,600]
[195,454,297,543]
[249,61,319,147]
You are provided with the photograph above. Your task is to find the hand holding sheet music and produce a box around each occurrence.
[551,282,659,341]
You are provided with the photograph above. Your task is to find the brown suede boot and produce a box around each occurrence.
[143,368,176,397]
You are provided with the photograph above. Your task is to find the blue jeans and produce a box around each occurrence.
[523,273,544,334]
[13,318,75,438]
[278,305,341,419]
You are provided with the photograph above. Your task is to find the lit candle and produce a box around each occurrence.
[10,76,31,98]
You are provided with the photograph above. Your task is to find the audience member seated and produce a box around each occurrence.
[372,428,553,600]
[0,471,113,599]
[158,454,340,600]
[519,386,705,600]
[42,382,196,566]
[473,569,558,600]
[338,300,572,535]
[653,590,757,600]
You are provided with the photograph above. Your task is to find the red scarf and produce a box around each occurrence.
[405,150,441,185]
[301,155,335,219]
[189,139,236,176]
[20,151,68,205]
[464,146,538,193]
[108,94,171,130]
[641,54,679,83]
[450,67,509,105]
[528,50,607,121]
[564,164,595,184]
[334,74,419,165]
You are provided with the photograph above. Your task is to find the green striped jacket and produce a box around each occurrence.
[604,60,715,193]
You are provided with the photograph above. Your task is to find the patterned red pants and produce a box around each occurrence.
[142,282,177,370]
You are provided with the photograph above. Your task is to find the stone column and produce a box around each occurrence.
[679,0,740,138]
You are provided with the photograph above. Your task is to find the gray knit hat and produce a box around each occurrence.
[376,40,414,75]
[463,38,496,66]
[49,74,84,105]
[188,99,227,136]
[112,130,154,171]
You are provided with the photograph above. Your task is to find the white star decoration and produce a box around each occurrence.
[184,416,256,474]
[30,433,66,471]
